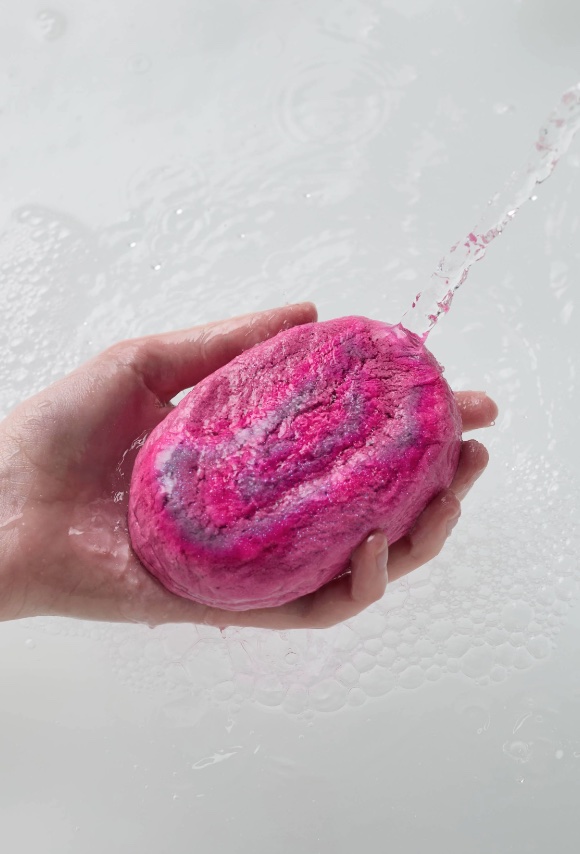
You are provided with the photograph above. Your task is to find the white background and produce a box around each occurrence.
[1,1,579,851]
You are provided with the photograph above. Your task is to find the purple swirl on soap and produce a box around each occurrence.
[128,317,462,610]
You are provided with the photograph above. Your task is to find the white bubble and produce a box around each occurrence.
[398,666,425,690]
[513,648,535,671]
[253,677,286,707]
[428,619,454,642]
[526,635,552,660]
[352,651,375,674]
[308,679,350,713]
[335,663,360,687]
[446,635,472,657]
[359,666,395,697]
[490,666,506,684]
[501,601,533,632]
[346,688,367,707]
[425,665,442,682]
[460,646,494,679]
[282,685,309,716]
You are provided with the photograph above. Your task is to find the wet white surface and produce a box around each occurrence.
[1,1,580,852]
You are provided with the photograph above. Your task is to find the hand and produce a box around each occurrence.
[0,303,497,630]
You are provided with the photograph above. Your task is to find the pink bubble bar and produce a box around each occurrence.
[128,316,461,610]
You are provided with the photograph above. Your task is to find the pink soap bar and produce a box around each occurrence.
[128,317,461,610]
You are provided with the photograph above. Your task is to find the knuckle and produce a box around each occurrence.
[103,340,141,367]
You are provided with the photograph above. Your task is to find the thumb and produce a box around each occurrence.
[106,302,318,403]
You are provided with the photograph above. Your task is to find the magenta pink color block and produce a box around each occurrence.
[128,317,462,610]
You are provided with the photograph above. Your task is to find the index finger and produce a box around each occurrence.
[455,392,498,432]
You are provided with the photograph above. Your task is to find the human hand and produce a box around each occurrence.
[0,303,497,629]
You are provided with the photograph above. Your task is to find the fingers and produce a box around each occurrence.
[129,438,490,629]
[387,489,461,582]
[106,302,318,403]
[351,532,389,605]
[455,391,498,432]
[201,440,489,626]
[386,438,489,582]
[292,531,389,629]
[448,439,489,499]
[120,380,494,629]
[196,532,389,631]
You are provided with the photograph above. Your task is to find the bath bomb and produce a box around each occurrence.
[128,316,461,610]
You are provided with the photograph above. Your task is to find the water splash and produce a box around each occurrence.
[272,58,399,146]
[401,82,580,339]
[35,9,67,42]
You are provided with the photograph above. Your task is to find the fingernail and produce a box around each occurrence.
[367,533,388,572]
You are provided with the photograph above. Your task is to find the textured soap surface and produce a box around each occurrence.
[128,316,462,610]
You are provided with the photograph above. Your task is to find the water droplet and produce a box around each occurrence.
[503,740,531,763]
[36,9,67,42]
[493,103,515,115]
[460,646,494,678]
[128,55,152,74]
[273,58,393,146]
[526,635,551,660]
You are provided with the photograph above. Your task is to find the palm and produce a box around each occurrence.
[0,358,176,620]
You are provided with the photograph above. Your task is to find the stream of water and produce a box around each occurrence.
[401,82,580,340]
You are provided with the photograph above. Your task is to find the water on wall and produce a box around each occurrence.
[1,1,580,851]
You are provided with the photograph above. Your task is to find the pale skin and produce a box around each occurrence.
[0,302,498,630]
